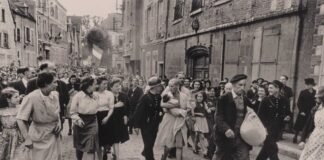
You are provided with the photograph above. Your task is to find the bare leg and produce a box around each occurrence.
[113,143,120,160]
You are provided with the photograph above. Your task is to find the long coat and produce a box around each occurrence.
[215,92,252,150]
[294,89,316,131]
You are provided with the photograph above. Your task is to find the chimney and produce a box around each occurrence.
[22,3,29,15]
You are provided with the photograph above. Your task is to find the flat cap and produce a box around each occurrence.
[230,74,248,84]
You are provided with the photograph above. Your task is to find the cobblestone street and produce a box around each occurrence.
[60,123,296,160]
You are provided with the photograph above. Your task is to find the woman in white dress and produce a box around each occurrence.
[300,86,324,160]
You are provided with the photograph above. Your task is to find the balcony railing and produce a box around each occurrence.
[174,1,184,20]
[191,0,203,12]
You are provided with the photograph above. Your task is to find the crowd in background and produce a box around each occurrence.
[0,61,321,160]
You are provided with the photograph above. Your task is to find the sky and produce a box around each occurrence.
[58,0,122,18]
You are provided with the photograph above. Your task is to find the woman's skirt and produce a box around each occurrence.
[73,114,99,153]
[97,111,110,146]
[194,117,209,133]
[155,113,177,148]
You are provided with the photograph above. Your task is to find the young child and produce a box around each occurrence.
[192,92,210,156]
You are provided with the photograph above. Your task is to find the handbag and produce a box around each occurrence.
[240,107,267,146]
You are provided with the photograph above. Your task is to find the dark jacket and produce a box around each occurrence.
[128,87,144,115]
[132,92,163,129]
[215,92,252,149]
[9,80,27,95]
[294,89,316,131]
[26,78,38,95]
[258,95,291,139]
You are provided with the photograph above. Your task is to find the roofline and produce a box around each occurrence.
[55,0,67,12]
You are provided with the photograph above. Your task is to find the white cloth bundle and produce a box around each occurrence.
[240,107,267,146]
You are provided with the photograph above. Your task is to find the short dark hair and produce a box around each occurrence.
[80,77,95,95]
[39,63,49,71]
[37,72,55,88]
[97,77,108,85]
[17,67,29,75]
[192,79,203,91]
[0,88,19,108]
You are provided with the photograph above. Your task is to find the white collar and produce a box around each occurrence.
[232,89,239,99]
[22,78,28,86]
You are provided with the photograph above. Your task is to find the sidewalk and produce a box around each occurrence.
[274,133,302,159]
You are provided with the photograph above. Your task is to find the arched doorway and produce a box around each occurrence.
[186,46,209,79]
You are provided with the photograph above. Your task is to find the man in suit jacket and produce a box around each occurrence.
[9,67,30,96]
[128,78,144,134]
[216,74,252,160]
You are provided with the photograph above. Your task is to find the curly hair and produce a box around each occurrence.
[0,88,19,108]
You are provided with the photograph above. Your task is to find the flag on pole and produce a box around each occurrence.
[92,44,103,60]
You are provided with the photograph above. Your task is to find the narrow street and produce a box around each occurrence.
[60,123,296,160]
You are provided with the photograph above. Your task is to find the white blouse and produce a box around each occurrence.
[94,90,114,112]
[70,91,99,120]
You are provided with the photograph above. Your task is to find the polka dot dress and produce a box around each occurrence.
[300,106,324,160]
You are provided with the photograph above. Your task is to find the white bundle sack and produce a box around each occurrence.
[240,107,267,146]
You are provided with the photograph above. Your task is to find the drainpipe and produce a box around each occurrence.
[163,0,170,77]
[292,0,306,117]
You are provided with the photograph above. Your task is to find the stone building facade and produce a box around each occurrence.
[162,0,315,95]
[0,0,17,66]
[36,0,69,65]
[122,0,144,75]
[10,0,38,67]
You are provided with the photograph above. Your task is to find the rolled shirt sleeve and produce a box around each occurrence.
[16,96,33,121]
[70,92,81,121]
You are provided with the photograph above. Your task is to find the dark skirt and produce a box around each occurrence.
[105,108,129,145]
[73,114,99,153]
[97,111,111,146]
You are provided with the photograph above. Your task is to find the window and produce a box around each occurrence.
[55,5,58,19]
[0,33,2,47]
[1,9,5,22]
[174,0,184,20]
[25,27,31,42]
[16,28,21,42]
[191,0,203,12]
[3,33,9,48]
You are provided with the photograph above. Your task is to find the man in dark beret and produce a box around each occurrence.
[257,80,291,160]
[215,74,253,160]
[293,78,316,143]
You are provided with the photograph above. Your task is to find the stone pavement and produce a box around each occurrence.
[60,123,298,160]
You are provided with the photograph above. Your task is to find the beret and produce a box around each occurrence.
[230,74,248,84]
[270,80,283,89]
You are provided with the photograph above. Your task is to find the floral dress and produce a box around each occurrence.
[0,107,23,160]
[300,105,324,160]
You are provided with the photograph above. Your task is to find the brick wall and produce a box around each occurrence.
[166,0,300,38]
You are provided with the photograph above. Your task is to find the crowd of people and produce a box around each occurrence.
[0,61,322,160]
